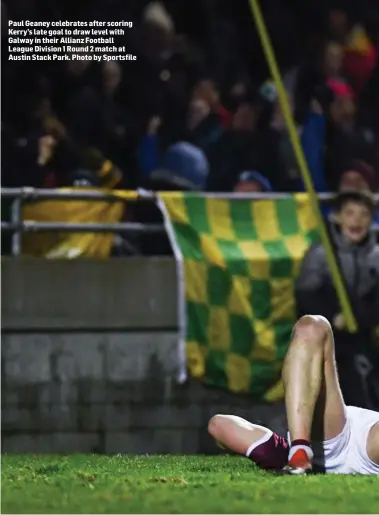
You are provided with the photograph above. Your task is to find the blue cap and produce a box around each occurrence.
[238,171,273,192]
[151,142,209,190]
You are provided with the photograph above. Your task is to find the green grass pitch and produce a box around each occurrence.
[2,454,379,513]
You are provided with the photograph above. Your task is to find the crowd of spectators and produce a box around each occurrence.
[2,0,379,199]
[2,0,379,408]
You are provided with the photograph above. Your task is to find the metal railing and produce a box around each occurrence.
[1,188,165,257]
[1,188,378,257]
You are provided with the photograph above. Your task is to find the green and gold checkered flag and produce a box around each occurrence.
[159,193,320,401]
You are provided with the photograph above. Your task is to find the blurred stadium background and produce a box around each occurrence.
[2,0,379,458]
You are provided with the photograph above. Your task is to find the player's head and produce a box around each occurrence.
[334,190,375,243]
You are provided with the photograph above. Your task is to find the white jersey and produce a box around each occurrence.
[313,406,379,474]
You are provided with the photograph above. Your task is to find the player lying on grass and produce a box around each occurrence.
[208,315,379,474]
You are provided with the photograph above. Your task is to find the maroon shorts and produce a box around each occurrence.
[248,432,289,471]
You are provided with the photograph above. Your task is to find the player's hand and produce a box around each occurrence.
[333,313,346,330]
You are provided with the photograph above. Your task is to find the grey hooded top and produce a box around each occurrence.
[295,224,379,339]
